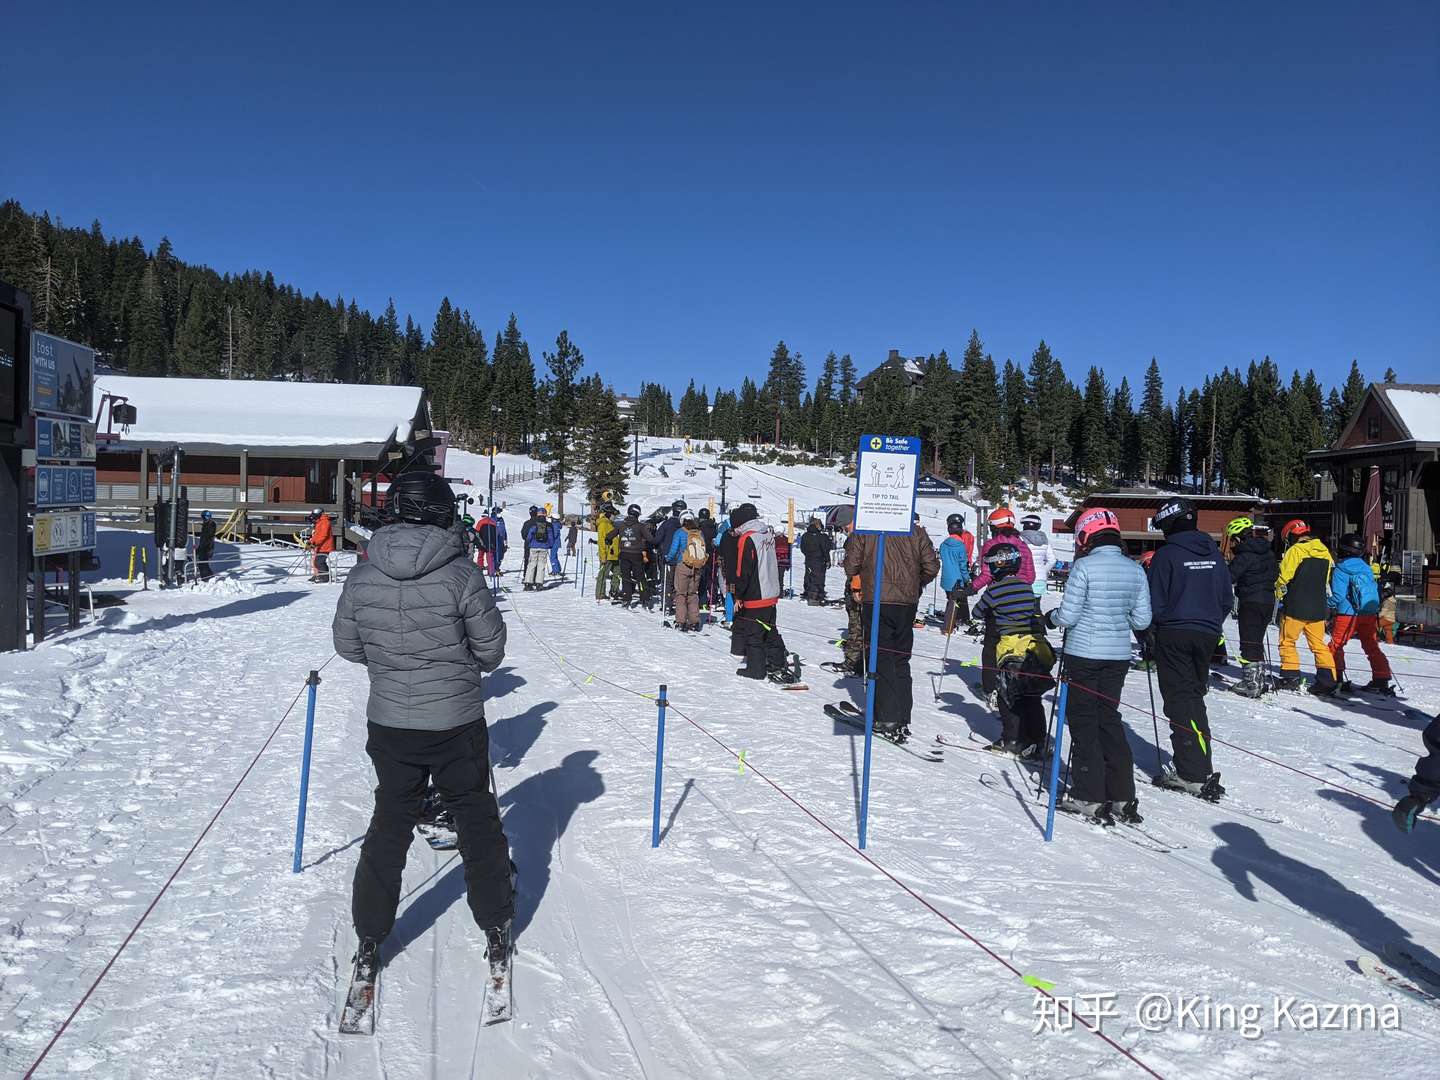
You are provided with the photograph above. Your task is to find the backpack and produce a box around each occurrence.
[532,521,552,546]
[681,529,708,568]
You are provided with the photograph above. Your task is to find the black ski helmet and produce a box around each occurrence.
[528,505,540,515]
[1152,497,1196,535]
[599,501,616,515]
[1021,514,1042,531]
[626,503,642,518]
[1337,532,1365,558]
[671,499,687,514]
[983,543,1022,577]
[386,471,456,528]
[698,507,711,520]
[730,503,759,528]
[946,512,966,533]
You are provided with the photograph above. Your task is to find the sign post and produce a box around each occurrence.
[852,433,921,849]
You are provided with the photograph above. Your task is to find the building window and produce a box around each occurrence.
[1367,416,1381,440]
[1350,469,1362,493]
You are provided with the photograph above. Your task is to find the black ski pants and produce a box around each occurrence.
[1061,656,1135,803]
[732,605,788,677]
[1237,601,1271,664]
[803,557,827,600]
[998,690,1047,748]
[981,616,1000,694]
[619,552,649,606]
[1153,627,1216,782]
[861,602,916,729]
[353,719,513,941]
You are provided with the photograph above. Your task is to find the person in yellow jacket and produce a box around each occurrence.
[593,502,621,602]
[1273,519,1339,695]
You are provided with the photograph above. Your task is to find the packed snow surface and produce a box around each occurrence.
[2,443,1438,1078]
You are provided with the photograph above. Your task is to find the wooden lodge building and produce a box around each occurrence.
[93,375,433,548]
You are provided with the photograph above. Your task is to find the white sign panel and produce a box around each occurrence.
[853,434,920,535]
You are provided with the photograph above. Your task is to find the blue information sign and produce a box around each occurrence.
[30,331,95,420]
[34,465,96,508]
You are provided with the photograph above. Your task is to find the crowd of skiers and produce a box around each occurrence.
[327,470,1438,1008]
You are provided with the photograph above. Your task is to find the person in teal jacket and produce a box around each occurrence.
[939,515,973,635]
[1328,533,1393,693]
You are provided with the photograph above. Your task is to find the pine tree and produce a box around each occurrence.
[1110,376,1136,483]
[1339,359,1367,432]
[1384,367,1398,384]
[1078,367,1110,483]
[999,358,1028,485]
[173,280,222,375]
[573,376,630,509]
[535,330,585,516]
[1138,358,1167,484]
[492,315,536,451]
[1025,341,1070,483]
[838,354,857,405]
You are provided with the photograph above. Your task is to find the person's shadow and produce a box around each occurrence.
[500,750,606,939]
[1315,768,1440,889]
[489,701,555,770]
[1211,821,1440,969]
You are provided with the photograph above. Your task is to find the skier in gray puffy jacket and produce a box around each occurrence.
[333,470,514,975]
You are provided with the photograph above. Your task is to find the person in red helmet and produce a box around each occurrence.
[1274,519,1338,695]
[970,507,1036,705]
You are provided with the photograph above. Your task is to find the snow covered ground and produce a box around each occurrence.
[3,455,1440,1078]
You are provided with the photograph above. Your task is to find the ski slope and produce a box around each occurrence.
[2,457,1439,1078]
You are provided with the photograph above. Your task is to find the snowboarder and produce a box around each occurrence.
[971,542,1049,754]
[799,517,832,604]
[1274,519,1339,695]
[332,471,513,996]
[1225,516,1278,697]
[308,508,335,583]
[1020,513,1055,598]
[1148,497,1233,799]
[721,503,793,680]
[844,514,940,736]
[1394,711,1440,832]
[666,510,708,631]
[615,504,655,608]
[970,507,1036,703]
[939,512,973,634]
[1047,507,1151,823]
[592,502,621,602]
[523,510,561,590]
[1328,532,1393,694]
[196,510,217,580]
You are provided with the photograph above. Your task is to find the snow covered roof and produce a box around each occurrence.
[1381,385,1440,442]
[94,374,426,457]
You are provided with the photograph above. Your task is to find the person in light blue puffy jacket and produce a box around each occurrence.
[1046,507,1152,824]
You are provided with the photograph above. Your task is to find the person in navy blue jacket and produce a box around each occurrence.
[1147,497,1233,801]
[1395,713,1440,832]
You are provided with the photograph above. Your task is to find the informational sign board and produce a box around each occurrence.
[35,417,96,461]
[915,471,958,499]
[30,331,95,420]
[34,465,96,508]
[852,434,920,535]
[33,510,96,556]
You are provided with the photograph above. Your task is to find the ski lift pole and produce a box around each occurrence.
[858,535,887,850]
[292,670,322,872]
[1145,660,1164,774]
[1043,680,1070,842]
[651,684,668,848]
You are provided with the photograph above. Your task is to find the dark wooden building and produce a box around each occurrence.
[93,374,431,548]
[1305,383,1440,599]
[1056,490,1327,552]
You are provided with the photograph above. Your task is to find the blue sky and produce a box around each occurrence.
[7,2,1436,396]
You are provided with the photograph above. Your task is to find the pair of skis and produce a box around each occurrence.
[339,934,513,1034]
[824,701,944,762]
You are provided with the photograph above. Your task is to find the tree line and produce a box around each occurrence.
[1,199,1391,504]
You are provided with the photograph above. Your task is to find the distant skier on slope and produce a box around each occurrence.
[332,470,513,1004]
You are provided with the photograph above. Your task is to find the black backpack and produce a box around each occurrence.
[532,520,552,546]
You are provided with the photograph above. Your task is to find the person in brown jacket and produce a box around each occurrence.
[842,518,941,735]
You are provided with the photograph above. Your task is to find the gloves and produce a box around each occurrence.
[1043,610,1058,630]
[588,537,597,545]
[1394,795,1428,834]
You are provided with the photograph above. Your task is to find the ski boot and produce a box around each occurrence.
[1058,798,1115,826]
[1357,678,1397,696]
[1273,672,1305,693]
[484,922,512,966]
[1116,799,1143,824]
[1308,675,1341,698]
[873,721,909,743]
[1155,768,1224,802]
[983,738,1021,756]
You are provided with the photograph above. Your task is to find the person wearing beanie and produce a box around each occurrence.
[799,516,833,604]
[720,503,793,680]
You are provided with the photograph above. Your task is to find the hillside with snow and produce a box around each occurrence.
[2,448,1438,1078]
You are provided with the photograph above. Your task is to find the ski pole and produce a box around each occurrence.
[933,628,954,702]
[1037,633,1066,801]
[1145,659,1163,776]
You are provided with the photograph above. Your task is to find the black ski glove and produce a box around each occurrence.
[1043,610,1058,630]
[1393,795,1428,834]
